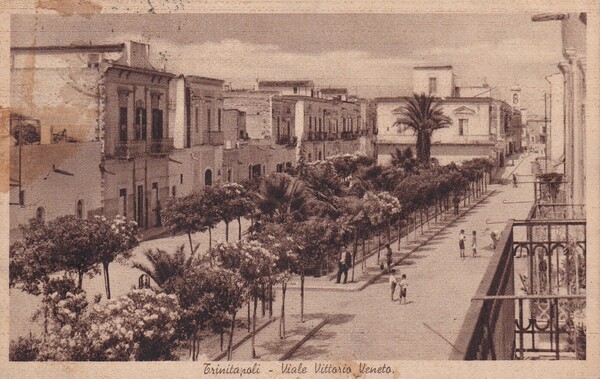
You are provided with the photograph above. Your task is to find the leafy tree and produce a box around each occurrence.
[255,222,298,339]
[211,240,277,358]
[162,193,207,255]
[216,183,255,241]
[89,215,138,299]
[394,93,452,163]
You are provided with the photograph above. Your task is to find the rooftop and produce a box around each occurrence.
[11,43,125,53]
[258,80,314,88]
[413,65,453,70]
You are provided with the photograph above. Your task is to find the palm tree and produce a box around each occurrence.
[254,173,317,224]
[394,93,452,163]
[131,245,195,289]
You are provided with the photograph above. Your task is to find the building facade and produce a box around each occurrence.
[376,66,522,166]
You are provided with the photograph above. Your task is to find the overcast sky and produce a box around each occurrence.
[12,13,565,115]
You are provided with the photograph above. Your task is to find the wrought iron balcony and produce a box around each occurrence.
[114,140,146,159]
[148,138,174,156]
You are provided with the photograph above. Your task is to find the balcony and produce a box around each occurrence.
[340,131,358,140]
[114,140,146,159]
[276,135,298,148]
[148,138,174,156]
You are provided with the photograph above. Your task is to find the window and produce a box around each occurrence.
[76,200,84,219]
[180,174,183,184]
[151,109,163,140]
[458,119,467,136]
[135,107,147,140]
[119,107,128,141]
[293,87,298,94]
[18,190,25,206]
[249,165,253,180]
[204,169,212,186]
[218,109,222,131]
[36,206,45,221]
[195,108,199,133]
[207,109,212,131]
[172,186,176,197]
[307,153,312,162]
[429,77,437,94]
[185,88,191,148]
[119,188,127,217]
[227,169,232,182]
[318,151,322,160]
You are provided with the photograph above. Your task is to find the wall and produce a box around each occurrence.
[413,67,454,97]
[10,50,118,143]
[9,142,103,239]
[377,142,495,166]
[103,156,169,228]
[168,144,224,198]
[548,74,565,169]
[377,98,493,145]
[223,91,274,139]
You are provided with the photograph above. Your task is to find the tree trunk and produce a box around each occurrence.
[188,231,195,256]
[397,221,401,253]
[247,301,251,332]
[252,296,258,358]
[352,234,358,282]
[78,270,83,289]
[220,326,224,351]
[227,312,236,361]
[362,237,366,273]
[238,216,243,240]
[225,221,229,242]
[300,269,305,323]
[420,210,423,234]
[208,227,212,250]
[377,229,381,261]
[103,262,111,300]
[268,282,273,318]
[191,329,197,361]
[413,213,417,239]
[280,281,287,339]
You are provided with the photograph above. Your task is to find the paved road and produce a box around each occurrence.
[10,154,538,361]
[289,154,537,360]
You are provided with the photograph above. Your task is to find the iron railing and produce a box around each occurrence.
[148,138,174,156]
[114,140,146,159]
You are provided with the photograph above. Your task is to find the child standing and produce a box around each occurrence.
[389,273,398,301]
[399,274,408,304]
[459,230,466,258]
[472,230,477,258]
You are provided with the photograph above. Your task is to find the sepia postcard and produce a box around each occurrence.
[0,1,598,378]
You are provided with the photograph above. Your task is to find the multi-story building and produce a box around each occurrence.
[376,66,522,166]
[258,80,315,97]
[10,41,175,233]
[168,75,225,198]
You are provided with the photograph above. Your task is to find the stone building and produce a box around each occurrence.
[10,41,175,231]
[376,66,522,166]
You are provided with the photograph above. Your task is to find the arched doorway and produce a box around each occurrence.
[204,169,213,186]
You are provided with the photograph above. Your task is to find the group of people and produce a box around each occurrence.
[389,272,408,304]
[458,229,478,258]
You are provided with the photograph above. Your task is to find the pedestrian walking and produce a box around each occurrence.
[452,194,460,215]
[490,230,500,250]
[472,230,478,257]
[336,251,345,284]
[389,272,397,301]
[399,274,408,304]
[385,243,393,273]
[459,230,466,258]
[512,174,518,188]
[343,250,352,284]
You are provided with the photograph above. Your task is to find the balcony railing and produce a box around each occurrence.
[114,140,146,159]
[276,135,298,148]
[148,138,174,156]
[452,212,587,360]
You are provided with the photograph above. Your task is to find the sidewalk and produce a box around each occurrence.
[288,153,538,360]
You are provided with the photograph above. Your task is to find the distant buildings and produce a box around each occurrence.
[376,66,523,166]
[9,41,376,236]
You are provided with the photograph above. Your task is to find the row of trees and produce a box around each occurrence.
[10,147,496,361]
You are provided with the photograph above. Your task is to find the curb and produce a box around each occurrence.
[358,189,498,291]
[288,189,497,293]
[279,317,329,361]
[212,316,277,361]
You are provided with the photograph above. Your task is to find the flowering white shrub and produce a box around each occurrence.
[37,288,180,361]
